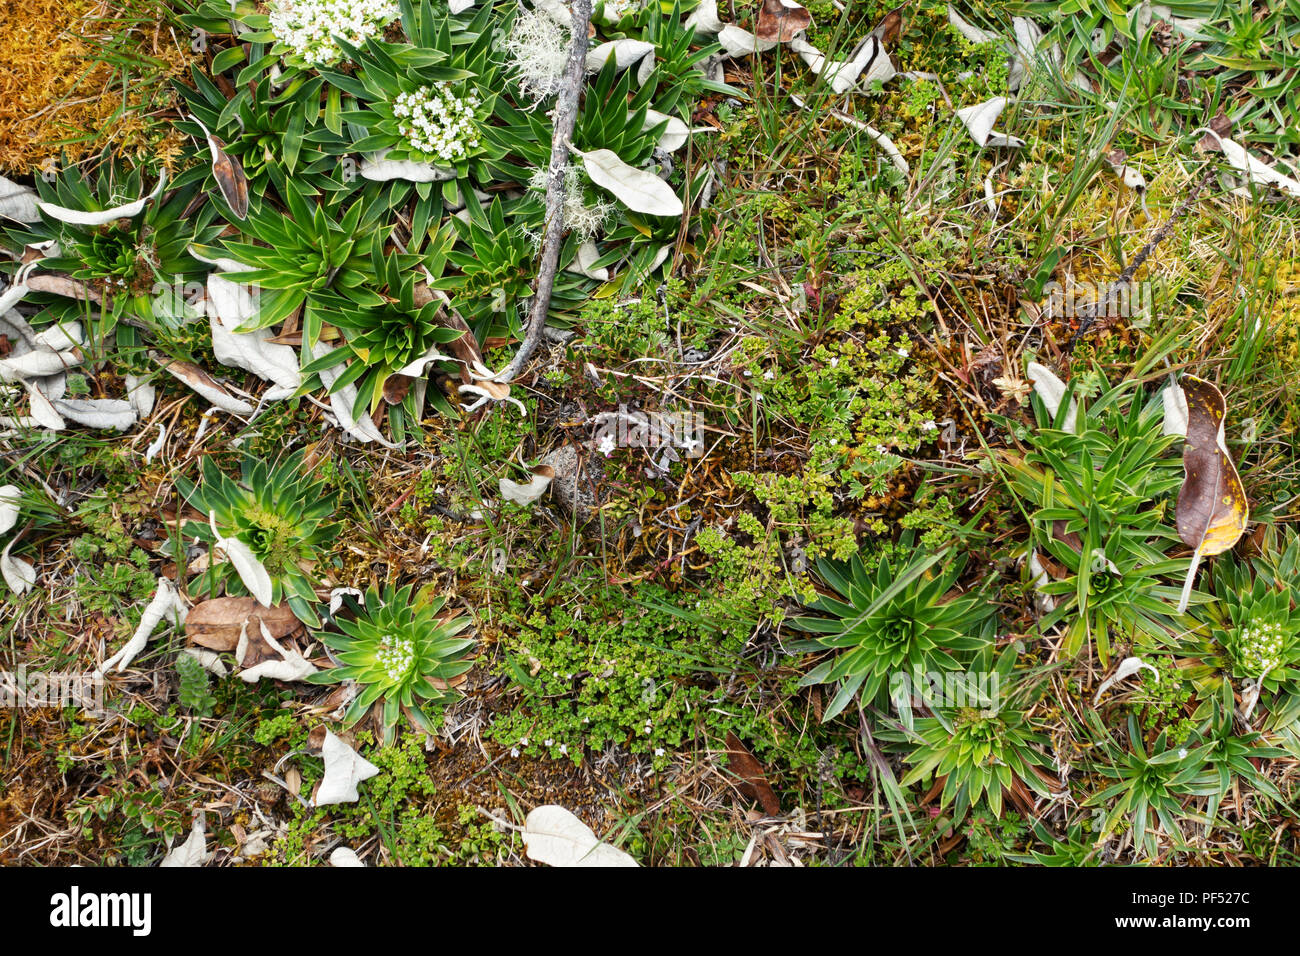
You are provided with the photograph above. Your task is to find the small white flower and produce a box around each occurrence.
[763,369,775,381]
[921,420,938,432]
[597,433,617,456]
[896,347,910,358]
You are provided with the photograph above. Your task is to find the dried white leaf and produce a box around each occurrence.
[1027,548,1056,613]
[126,374,156,418]
[328,587,364,618]
[329,846,366,867]
[567,239,610,281]
[1093,656,1158,706]
[500,467,554,505]
[522,805,639,867]
[1,537,34,594]
[642,110,691,152]
[685,0,725,35]
[1161,382,1188,437]
[947,4,1000,44]
[1197,129,1300,200]
[0,347,81,383]
[570,145,683,217]
[187,244,253,274]
[37,174,166,227]
[25,384,65,430]
[448,0,475,12]
[359,151,457,183]
[717,24,778,57]
[157,356,256,415]
[33,321,83,352]
[207,275,300,391]
[145,423,167,463]
[0,176,40,222]
[314,730,380,806]
[956,97,1025,148]
[791,35,895,94]
[99,577,186,672]
[179,647,228,677]
[1026,361,1078,432]
[238,621,318,683]
[214,530,273,608]
[160,814,209,867]
[310,342,401,447]
[52,398,136,431]
[585,39,655,73]
[0,485,20,535]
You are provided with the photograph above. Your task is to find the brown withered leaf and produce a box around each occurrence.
[1175,377,1248,555]
[382,373,412,405]
[871,2,908,47]
[724,732,781,816]
[185,597,301,652]
[1197,111,1233,153]
[25,274,102,303]
[1174,376,1248,612]
[209,138,249,220]
[756,0,812,43]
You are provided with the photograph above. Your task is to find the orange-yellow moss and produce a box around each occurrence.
[0,0,194,174]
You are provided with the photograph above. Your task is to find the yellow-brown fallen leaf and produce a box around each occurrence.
[1174,376,1248,612]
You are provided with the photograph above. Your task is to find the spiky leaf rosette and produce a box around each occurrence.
[176,451,339,625]
[308,585,475,744]
[792,539,996,721]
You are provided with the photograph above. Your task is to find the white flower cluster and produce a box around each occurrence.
[375,634,416,683]
[393,84,483,165]
[1234,618,1286,679]
[269,0,398,67]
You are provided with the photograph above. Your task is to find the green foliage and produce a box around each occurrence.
[996,370,1189,663]
[177,451,340,625]
[175,652,216,717]
[307,585,475,745]
[793,536,998,721]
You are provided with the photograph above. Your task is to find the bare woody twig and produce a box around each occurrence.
[499,0,593,384]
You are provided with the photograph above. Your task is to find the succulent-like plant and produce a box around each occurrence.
[4,160,219,343]
[997,370,1189,662]
[177,451,339,625]
[308,584,475,743]
[299,241,465,425]
[215,184,390,348]
[792,538,997,721]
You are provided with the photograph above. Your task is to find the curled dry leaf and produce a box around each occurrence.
[1,536,35,594]
[567,239,610,281]
[1174,376,1248,613]
[52,398,136,431]
[499,465,556,506]
[186,596,301,652]
[25,274,101,303]
[154,353,256,415]
[521,805,639,867]
[684,0,724,34]
[724,732,781,816]
[569,144,683,217]
[207,274,301,391]
[947,4,1000,45]
[756,0,812,43]
[159,814,209,867]
[37,174,166,227]
[1106,149,1146,192]
[179,647,229,677]
[1196,128,1300,200]
[956,96,1025,148]
[0,175,40,222]
[25,384,65,430]
[314,729,380,806]
[360,150,457,183]
[329,846,366,867]
[0,346,82,383]
[0,485,20,536]
[717,23,778,56]
[1026,361,1078,432]
[791,34,895,94]
[99,577,187,672]
[191,116,249,220]
[238,620,317,682]
[125,374,156,418]
[1093,656,1159,706]
[585,38,654,72]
